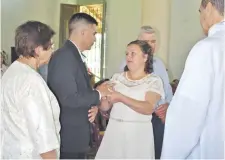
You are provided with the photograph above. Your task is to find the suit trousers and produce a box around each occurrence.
[60,151,86,159]
[152,113,165,159]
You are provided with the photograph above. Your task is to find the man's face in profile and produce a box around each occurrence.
[199,2,215,35]
[83,24,97,50]
[199,6,209,35]
[138,33,157,54]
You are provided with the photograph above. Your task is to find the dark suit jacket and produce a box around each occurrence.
[47,40,100,153]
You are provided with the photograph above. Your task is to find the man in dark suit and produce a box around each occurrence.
[47,13,111,159]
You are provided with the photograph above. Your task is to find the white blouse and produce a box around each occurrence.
[1,61,60,159]
[109,72,165,121]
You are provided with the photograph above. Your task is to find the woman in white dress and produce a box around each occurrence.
[95,40,165,159]
[1,21,60,159]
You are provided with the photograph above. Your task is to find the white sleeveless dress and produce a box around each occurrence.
[95,72,165,159]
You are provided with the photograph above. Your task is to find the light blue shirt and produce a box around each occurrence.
[120,56,173,106]
[161,21,225,159]
[38,64,48,82]
[152,57,173,105]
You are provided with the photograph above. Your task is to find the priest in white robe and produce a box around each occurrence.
[161,0,224,159]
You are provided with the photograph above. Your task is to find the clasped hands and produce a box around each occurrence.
[155,103,169,123]
[88,82,169,123]
[97,81,122,104]
[88,81,122,123]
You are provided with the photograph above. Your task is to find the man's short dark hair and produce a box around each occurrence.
[93,79,110,89]
[15,21,55,57]
[68,13,98,34]
[201,0,224,16]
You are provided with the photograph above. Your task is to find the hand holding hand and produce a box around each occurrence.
[155,103,169,123]
[88,106,98,123]
[106,91,123,104]
[96,82,115,97]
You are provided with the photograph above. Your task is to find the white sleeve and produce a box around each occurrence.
[161,41,213,158]
[154,59,173,103]
[146,75,165,99]
[20,79,60,154]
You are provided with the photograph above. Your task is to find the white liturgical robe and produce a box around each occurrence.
[161,21,225,159]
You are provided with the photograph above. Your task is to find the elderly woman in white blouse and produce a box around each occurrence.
[1,21,60,159]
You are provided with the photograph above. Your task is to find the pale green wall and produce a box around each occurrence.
[77,0,104,5]
[1,0,58,63]
[105,0,142,77]
[60,0,77,4]
[1,0,80,63]
[1,0,204,79]
[168,0,204,79]
[142,0,171,70]
[0,1,2,52]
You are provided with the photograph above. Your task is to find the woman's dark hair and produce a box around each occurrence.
[15,21,55,58]
[124,40,153,74]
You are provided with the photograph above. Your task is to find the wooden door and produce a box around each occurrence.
[59,4,80,47]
